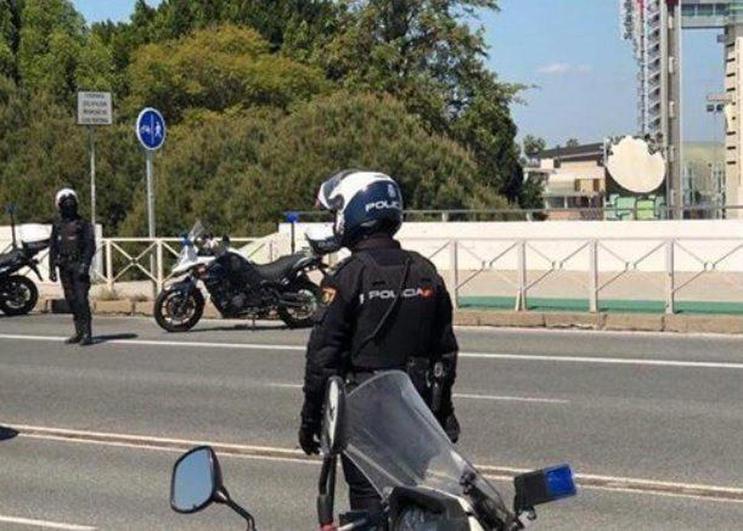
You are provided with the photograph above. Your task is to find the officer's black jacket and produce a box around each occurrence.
[49,216,96,271]
[301,235,458,428]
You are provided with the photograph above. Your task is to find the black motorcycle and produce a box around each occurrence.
[0,208,48,316]
[154,222,327,332]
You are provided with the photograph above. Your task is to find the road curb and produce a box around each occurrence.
[454,310,743,335]
[36,300,743,335]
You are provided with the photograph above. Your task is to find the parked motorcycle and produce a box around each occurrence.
[0,207,49,316]
[154,222,327,332]
[170,371,577,530]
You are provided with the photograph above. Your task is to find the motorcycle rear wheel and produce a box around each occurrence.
[278,278,321,329]
[154,288,205,333]
[0,275,38,316]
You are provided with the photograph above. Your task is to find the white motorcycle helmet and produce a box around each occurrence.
[55,188,78,209]
[316,170,403,248]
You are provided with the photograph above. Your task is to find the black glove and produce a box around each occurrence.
[298,421,320,455]
[49,269,57,283]
[443,412,460,444]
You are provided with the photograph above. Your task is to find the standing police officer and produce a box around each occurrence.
[298,170,460,514]
[49,188,95,346]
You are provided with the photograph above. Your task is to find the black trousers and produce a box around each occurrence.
[60,267,91,331]
[341,455,382,514]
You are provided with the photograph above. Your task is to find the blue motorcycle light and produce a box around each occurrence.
[513,463,577,511]
[545,465,576,500]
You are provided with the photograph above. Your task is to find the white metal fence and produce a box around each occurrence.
[4,235,743,315]
[400,237,743,314]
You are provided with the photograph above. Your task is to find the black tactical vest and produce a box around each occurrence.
[349,250,441,370]
[56,219,86,264]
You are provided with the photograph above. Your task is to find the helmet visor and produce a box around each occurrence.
[317,173,344,210]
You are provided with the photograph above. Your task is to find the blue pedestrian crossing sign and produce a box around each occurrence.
[136,107,166,151]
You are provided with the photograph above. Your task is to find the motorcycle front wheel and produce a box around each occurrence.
[154,287,205,332]
[0,275,38,316]
[278,278,321,329]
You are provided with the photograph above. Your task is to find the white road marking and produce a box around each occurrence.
[458,351,743,369]
[1,333,742,370]
[454,393,569,404]
[7,422,743,504]
[0,334,304,352]
[0,515,96,530]
[266,383,568,404]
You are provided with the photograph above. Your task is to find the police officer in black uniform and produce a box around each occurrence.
[298,170,460,514]
[49,188,95,346]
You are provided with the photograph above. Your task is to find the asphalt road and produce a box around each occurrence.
[1,315,743,530]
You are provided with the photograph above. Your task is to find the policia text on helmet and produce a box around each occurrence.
[299,170,460,514]
[49,188,96,346]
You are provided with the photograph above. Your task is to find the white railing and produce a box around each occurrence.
[94,237,272,293]
[401,237,743,314]
[5,234,743,315]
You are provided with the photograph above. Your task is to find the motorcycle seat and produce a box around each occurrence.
[22,239,49,254]
[254,253,306,281]
[0,249,22,268]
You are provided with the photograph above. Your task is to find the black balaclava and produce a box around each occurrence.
[59,196,79,220]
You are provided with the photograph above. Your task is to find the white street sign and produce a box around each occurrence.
[77,92,112,126]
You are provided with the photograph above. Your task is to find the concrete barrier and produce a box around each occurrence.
[458,311,545,328]
[95,300,134,315]
[605,313,664,332]
[31,298,743,335]
[544,312,606,329]
[133,301,154,316]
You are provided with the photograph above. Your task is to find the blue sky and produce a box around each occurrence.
[73,0,724,147]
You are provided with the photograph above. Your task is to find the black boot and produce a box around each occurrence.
[65,320,82,344]
[79,318,93,346]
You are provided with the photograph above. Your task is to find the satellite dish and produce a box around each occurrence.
[606,136,666,194]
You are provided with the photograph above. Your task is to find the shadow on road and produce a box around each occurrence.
[92,333,139,344]
[0,426,19,442]
[186,323,289,333]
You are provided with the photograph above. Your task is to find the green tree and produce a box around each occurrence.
[320,0,523,200]
[566,137,580,148]
[17,0,86,100]
[0,0,23,80]
[120,92,488,236]
[518,135,547,210]
[522,134,546,160]
[125,25,326,121]
[119,107,280,236]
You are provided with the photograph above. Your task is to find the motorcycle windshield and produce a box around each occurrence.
[187,221,206,243]
[344,371,508,514]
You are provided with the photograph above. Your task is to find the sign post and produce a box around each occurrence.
[77,92,112,229]
[135,107,167,239]
[135,108,167,293]
[286,212,300,253]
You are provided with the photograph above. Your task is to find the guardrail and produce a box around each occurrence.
[404,237,743,314]
[1,237,268,295]
[93,237,269,293]
[5,234,742,315]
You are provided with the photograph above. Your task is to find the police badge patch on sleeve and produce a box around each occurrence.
[322,287,337,305]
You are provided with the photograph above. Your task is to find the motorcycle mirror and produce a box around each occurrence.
[171,446,223,514]
[222,234,231,244]
[513,464,576,513]
[321,376,347,456]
